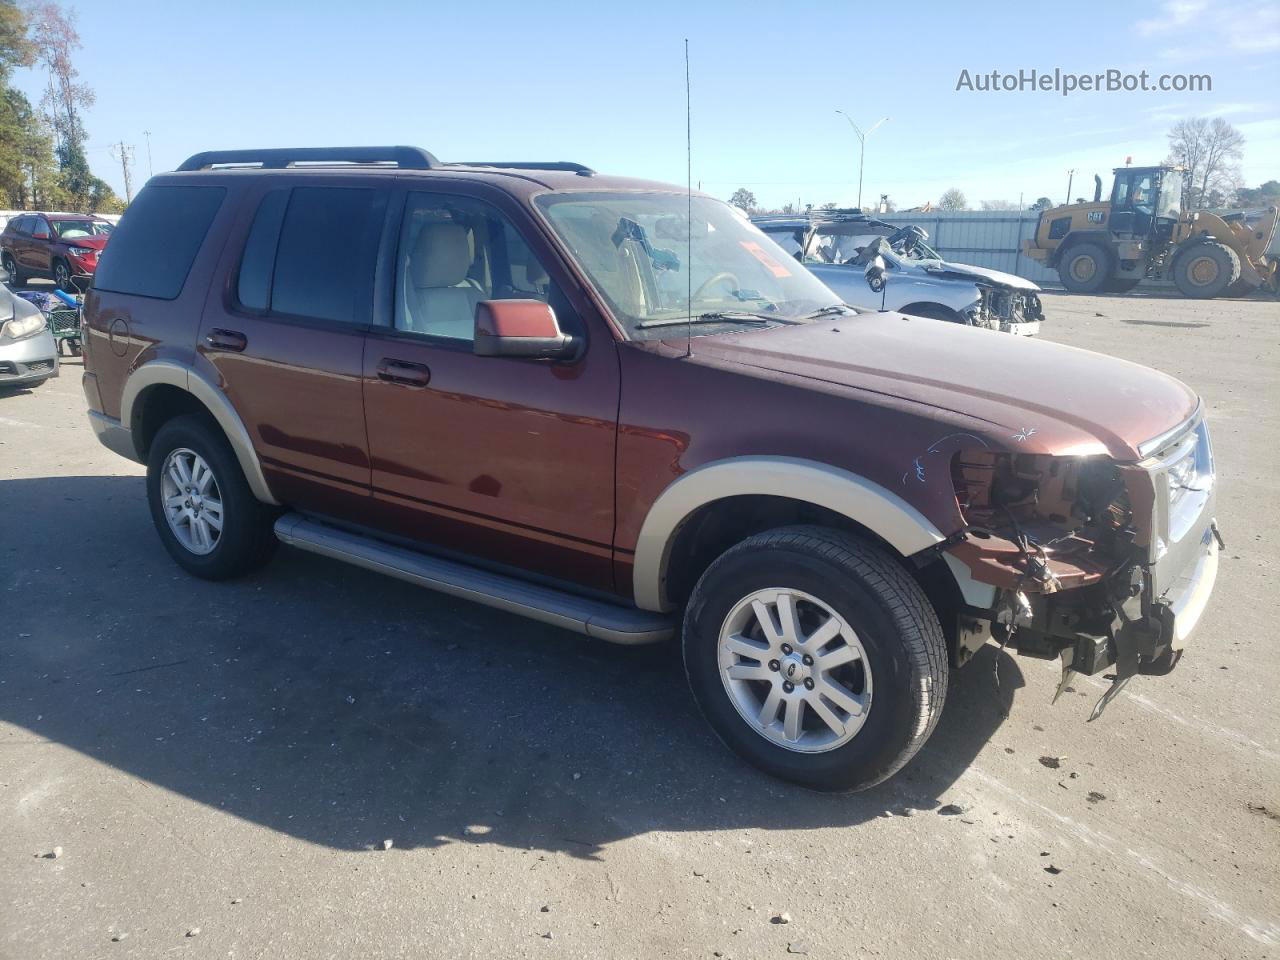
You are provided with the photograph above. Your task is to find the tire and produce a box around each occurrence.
[2,252,23,286]
[1058,243,1111,293]
[146,415,278,580]
[1172,242,1240,299]
[1224,278,1256,298]
[52,259,72,291]
[682,525,948,792]
[66,339,82,357]
[900,303,967,325]
[1102,278,1140,294]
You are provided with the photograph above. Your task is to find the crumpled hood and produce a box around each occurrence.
[62,232,108,251]
[693,312,1198,460]
[914,258,1040,292]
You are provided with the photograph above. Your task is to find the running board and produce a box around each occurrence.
[273,513,673,645]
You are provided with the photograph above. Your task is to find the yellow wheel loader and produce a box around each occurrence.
[1023,165,1279,298]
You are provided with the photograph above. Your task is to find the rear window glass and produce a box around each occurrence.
[269,187,378,324]
[94,185,226,299]
[237,190,289,311]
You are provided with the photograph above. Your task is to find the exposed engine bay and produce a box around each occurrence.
[939,436,1218,718]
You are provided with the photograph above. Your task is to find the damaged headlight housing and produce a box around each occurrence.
[1,313,45,341]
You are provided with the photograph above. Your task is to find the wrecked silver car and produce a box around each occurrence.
[753,210,1044,335]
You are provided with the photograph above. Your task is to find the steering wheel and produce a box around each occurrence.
[693,272,740,300]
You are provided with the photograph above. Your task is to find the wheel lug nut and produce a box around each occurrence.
[781,644,792,655]
[804,678,815,691]
[768,660,780,672]
[782,680,794,693]
[802,654,813,666]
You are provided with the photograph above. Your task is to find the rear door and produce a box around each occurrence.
[196,178,387,516]
[27,216,53,275]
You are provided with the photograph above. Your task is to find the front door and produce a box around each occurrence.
[196,181,388,516]
[362,187,620,593]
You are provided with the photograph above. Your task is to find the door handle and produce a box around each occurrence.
[376,358,431,387]
[204,328,247,352]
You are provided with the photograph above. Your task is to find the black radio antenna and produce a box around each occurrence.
[684,38,693,358]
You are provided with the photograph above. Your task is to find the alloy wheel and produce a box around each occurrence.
[160,447,224,555]
[717,587,872,754]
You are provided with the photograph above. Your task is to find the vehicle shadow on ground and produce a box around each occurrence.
[1,475,1022,859]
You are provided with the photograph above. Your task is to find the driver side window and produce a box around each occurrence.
[395,193,557,342]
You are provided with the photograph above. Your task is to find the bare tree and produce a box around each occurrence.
[939,188,967,211]
[1167,117,1245,210]
[979,199,1018,211]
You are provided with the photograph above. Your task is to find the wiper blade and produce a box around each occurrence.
[799,304,857,319]
[635,311,780,329]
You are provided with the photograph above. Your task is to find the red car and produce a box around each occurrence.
[0,212,113,289]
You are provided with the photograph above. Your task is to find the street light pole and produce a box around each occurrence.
[836,111,889,210]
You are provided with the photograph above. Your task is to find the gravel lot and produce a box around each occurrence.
[2,290,1277,959]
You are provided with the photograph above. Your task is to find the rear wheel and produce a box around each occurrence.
[1172,242,1240,299]
[1058,243,1111,293]
[682,526,948,792]
[146,415,278,579]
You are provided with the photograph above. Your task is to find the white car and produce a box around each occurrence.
[753,211,1044,335]
[0,263,58,391]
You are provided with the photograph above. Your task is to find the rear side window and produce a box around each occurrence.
[94,185,226,299]
[268,187,379,324]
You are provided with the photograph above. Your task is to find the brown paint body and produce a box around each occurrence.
[84,166,1200,603]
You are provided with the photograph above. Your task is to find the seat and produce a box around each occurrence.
[404,222,481,339]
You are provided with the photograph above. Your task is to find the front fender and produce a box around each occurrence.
[631,455,947,612]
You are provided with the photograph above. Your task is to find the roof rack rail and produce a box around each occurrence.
[176,146,439,172]
[453,161,595,177]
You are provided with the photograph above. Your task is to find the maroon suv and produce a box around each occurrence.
[81,147,1220,791]
[1,212,112,289]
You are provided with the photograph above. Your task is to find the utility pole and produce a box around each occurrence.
[835,111,889,210]
[1065,169,1076,205]
[143,130,154,178]
[111,142,135,204]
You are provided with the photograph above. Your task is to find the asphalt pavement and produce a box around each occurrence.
[1,291,1277,959]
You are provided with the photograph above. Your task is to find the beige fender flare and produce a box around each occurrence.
[631,456,948,612]
[120,360,279,505]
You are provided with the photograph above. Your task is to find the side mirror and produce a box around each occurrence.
[864,254,888,293]
[32,230,49,240]
[474,300,576,359]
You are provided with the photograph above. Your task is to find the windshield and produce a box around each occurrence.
[537,193,842,340]
[52,219,112,239]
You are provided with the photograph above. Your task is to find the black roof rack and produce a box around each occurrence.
[453,161,595,177]
[176,146,439,172]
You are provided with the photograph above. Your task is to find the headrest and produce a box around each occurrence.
[410,222,470,288]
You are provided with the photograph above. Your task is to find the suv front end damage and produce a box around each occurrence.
[968,285,1044,337]
[940,410,1219,715]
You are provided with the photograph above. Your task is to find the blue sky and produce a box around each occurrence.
[12,0,1279,209]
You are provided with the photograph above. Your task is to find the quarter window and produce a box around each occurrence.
[93,185,226,300]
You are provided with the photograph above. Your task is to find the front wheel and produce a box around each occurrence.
[52,259,72,291]
[2,252,23,286]
[682,526,948,791]
[1172,242,1240,299]
[146,415,278,579]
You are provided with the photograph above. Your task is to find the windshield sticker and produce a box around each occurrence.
[738,241,792,278]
